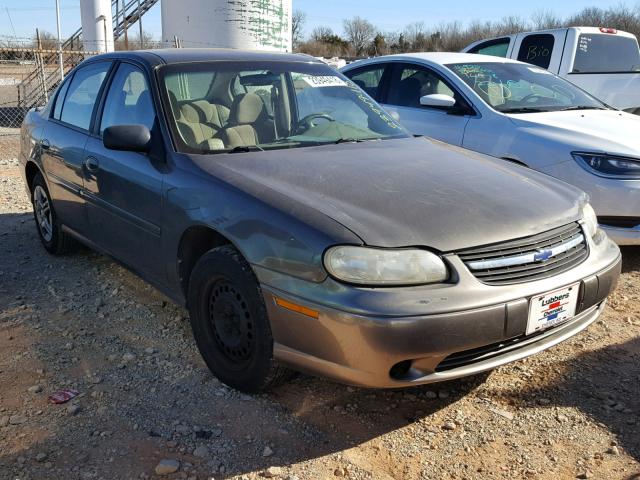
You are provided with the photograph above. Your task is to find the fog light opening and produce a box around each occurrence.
[389,360,413,380]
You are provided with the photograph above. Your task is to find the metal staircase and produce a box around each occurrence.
[19,0,159,109]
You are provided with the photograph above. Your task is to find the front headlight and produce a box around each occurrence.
[324,246,448,286]
[573,152,640,179]
[581,203,599,239]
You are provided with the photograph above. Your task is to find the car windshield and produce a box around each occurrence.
[159,61,408,154]
[446,61,607,113]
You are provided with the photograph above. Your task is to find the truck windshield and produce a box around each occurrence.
[573,34,640,73]
[159,61,408,154]
[446,62,607,113]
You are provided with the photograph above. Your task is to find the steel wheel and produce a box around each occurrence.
[208,280,255,367]
[33,185,53,242]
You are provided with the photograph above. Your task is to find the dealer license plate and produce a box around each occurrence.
[527,283,580,335]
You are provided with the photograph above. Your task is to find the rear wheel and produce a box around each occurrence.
[187,245,291,393]
[31,172,77,255]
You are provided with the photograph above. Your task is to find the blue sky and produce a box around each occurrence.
[0,0,630,41]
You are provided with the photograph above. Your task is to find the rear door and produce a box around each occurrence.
[83,61,164,278]
[381,62,473,145]
[512,31,568,74]
[41,61,113,236]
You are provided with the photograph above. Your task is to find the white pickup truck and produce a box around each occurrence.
[463,26,640,114]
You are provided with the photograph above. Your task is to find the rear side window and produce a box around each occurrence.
[52,78,71,120]
[469,38,511,57]
[59,62,111,130]
[573,34,640,73]
[343,65,386,100]
[517,34,555,69]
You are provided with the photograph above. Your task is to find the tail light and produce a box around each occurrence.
[599,27,618,34]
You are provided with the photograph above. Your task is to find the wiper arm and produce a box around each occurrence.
[556,105,608,111]
[333,138,363,144]
[227,145,264,153]
[499,107,550,114]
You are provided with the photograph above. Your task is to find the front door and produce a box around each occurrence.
[382,63,472,146]
[41,61,112,235]
[83,62,164,278]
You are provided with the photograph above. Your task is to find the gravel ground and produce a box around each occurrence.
[1,157,640,480]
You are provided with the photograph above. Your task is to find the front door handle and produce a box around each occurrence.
[84,157,99,173]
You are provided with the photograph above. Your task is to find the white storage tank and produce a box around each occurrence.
[80,0,115,53]
[161,0,292,52]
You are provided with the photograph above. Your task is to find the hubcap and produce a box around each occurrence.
[208,281,254,365]
[33,185,53,242]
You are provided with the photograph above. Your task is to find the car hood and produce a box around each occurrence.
[192,137,586,251]
[507,109,640,154]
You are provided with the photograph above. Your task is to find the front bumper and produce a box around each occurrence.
[258,235,621,388]
[543,161,640,246]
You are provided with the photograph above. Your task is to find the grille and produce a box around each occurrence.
[457,222,588,286]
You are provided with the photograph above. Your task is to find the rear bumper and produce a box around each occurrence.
[262,251,621,388]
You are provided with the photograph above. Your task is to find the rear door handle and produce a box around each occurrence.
[84,156,99,173]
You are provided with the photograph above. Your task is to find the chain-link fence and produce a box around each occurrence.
[0,47,99,162]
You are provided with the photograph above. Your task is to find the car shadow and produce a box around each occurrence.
[0,211,489,479]
[620,246,640,273]
[496,336,640,463]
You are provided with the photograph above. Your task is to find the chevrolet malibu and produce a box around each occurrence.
[20,49,621,393]
[342,53,640,245]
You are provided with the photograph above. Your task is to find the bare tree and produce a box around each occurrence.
[343,16,376,56]
[531,10,563,30]
[292,10,306,49]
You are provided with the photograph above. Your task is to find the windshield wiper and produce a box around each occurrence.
[556,105,608,111]
[499,107,550,114]
[227,145,264,153]
[333,137,383,144]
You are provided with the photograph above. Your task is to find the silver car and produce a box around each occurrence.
[342,52,640,245]
[20,49,621,392]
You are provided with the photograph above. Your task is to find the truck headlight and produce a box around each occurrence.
[581,203,599,239]
[573,152,640,179]
[324,246,448,286]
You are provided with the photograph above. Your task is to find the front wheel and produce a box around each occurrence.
[187,245,291,393]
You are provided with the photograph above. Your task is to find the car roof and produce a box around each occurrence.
[88,48,324,67]
[346,51,522,68]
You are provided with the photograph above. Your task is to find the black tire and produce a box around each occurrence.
[31,172,77,255]
[187,245,291,393]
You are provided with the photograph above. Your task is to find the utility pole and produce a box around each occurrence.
[55,0,64,80]
[137,0,143,48]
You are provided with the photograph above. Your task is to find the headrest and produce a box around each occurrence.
[231,93,264,125]
[168,90,179,112]
[180,103,202,123]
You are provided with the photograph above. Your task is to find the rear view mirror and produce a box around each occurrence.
[103,125,151,153]
[420,94,456,108]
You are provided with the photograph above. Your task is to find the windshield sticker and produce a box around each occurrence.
[296,74,348,88]
[344,79,403,130]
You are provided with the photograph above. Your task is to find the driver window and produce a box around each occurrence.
[387,65,455,108]
[100,63,155,134]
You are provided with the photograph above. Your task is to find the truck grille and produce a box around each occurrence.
[457,223,588,286]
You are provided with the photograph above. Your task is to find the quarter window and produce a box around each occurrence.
[517,34,555,69]
[52,78,71,120]
[344,65,386,100]
[387,65,456,108]
[59,62,111,130]
[100,63,156,134]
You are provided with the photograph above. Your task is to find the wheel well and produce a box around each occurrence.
[177,226,232,296]
[25,161,41,193]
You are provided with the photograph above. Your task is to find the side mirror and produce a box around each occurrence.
[103,125,151,153]
[419,94,456,108]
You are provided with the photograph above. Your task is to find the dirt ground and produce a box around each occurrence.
[1,157,640,480]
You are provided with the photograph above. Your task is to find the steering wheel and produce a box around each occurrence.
[520,93,547,104]
[295,113,335,133]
